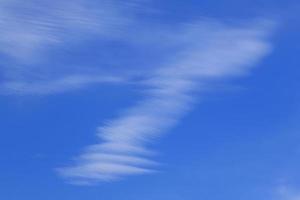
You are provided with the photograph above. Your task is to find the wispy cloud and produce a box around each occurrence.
[0,0,132,61]
[0,74,126,95]
[0,0,138,94]
[58,20,274,184]
[0,0,275,186]
[276,185,300,200]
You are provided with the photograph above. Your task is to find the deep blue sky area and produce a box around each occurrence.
[0,0,299,200]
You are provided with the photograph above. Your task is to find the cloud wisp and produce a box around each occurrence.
[58,21,273,184]
[0,0,132,61]
[0,74,126,95]
[276,185,300,200]
[0,0,138,95]
[0,0,275,186]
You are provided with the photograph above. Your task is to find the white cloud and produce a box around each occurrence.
[58,20,274,184]
[0,74,126,95]
[0,0,132,61]
[276,185,300,200]
[0,0,275,186]
[0,0,138,94]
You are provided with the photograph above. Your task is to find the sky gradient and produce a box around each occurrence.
[0,0,300,199]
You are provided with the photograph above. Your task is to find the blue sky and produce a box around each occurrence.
[0,0,300,199]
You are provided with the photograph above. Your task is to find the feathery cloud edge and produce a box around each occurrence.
[58,20,274,184]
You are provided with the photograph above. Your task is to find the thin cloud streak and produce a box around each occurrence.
[0,0,132,61]
[0,74,126,95]
[0,0,138,95]
[59,20,274,184]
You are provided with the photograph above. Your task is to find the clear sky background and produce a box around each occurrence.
[0,0,300,199]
